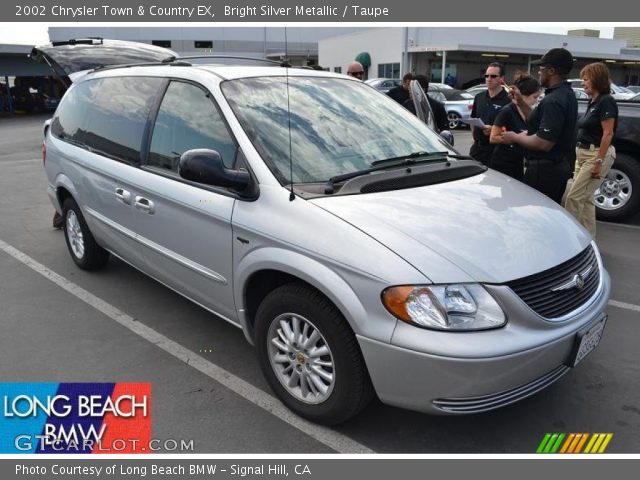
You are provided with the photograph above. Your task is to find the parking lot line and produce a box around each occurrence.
[597,221,640,231]
[607,299,640,313]
[0,238,374,454]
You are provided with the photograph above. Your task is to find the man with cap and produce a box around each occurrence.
[502,48,578,204]
[347,61,365,80]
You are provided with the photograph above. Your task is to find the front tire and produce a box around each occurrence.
[255,283,373,425]
[595,152,640,221]
[62,197,110,270]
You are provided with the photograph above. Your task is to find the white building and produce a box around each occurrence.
[319,27,640,87]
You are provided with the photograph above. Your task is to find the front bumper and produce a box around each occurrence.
[358,268,611,414]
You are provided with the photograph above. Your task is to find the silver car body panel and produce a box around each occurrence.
[310,171,592,284]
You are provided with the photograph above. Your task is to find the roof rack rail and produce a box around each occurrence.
[93,60,193,72]
[51,37,104,47]
[165,54,291,68]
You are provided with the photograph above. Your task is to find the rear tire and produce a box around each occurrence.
[595,152,640,221]
[62,197,110,270]
[255,283,374,425]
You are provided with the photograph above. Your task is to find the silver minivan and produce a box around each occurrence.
[36,40,610,425]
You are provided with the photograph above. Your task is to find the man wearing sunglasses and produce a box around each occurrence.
[502,48,577,204]
[470,62,511,166]
[347,61,365,80]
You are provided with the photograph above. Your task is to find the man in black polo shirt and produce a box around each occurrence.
[387,73,413,105]
[502,48,578,203]
[470,62,511,166]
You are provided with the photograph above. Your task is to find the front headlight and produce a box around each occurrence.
[381,284,506,331]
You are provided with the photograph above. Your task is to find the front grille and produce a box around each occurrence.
[432,365,570,413]
[507,245,600,319]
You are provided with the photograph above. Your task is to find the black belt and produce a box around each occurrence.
[576,141,599,149]
[526,157,565,165]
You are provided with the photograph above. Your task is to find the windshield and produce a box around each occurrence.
[222,76,453,184]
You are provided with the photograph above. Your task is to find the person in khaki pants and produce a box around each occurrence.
[565,62,618,236]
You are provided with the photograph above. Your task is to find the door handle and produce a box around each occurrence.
[115,187,131,205]
[134,196,155,214]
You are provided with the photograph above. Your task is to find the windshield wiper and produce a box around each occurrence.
[370,150,450,166]
[324,151,449,194]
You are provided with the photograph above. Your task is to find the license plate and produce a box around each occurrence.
[568,316,607,367]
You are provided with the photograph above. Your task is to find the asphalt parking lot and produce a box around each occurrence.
[1,114,639,453]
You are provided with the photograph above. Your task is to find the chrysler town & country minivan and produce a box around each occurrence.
[35,40,610,424]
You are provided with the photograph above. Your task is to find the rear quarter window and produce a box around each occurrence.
[52,76,164,164]
[51,81,92,142]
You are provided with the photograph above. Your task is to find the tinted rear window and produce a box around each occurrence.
[52,76,164,164]
[51,81,92,142]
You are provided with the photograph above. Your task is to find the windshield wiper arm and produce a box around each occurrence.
[370,151,450,166]
[324,151,449,194]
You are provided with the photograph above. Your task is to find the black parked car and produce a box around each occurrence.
[579,98,640,221]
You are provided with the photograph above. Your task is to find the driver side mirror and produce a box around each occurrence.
[179,149,250,192]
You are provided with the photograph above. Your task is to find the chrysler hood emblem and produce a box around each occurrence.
[551,265,594,292]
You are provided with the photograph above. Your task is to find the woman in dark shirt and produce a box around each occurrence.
[489,73,540,181]
[565,62,618,237]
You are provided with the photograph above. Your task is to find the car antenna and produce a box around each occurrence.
[284,27,295,202]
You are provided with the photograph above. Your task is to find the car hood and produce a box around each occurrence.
[310,170,592,284]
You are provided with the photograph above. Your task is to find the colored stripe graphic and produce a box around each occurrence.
[560,433,575,453]
[537,433,566,453]
[536,433,552,453]
[584,433,614,454]
[538,433,613,454]
[574,433,589,453]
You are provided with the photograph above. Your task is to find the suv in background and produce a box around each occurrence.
[35,40,610,425]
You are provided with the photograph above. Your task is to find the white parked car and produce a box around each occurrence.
[569,79,635,100]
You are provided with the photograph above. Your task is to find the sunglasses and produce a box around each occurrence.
[349,71,365,77]
[484,74,500,79]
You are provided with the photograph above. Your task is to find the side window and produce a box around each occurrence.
[148,81,237,172]
[51,81,93,142]
[82,76,164,164]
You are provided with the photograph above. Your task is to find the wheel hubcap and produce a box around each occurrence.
[66,211,85,259]
[594,168,632,211]
[267,313,335,404]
